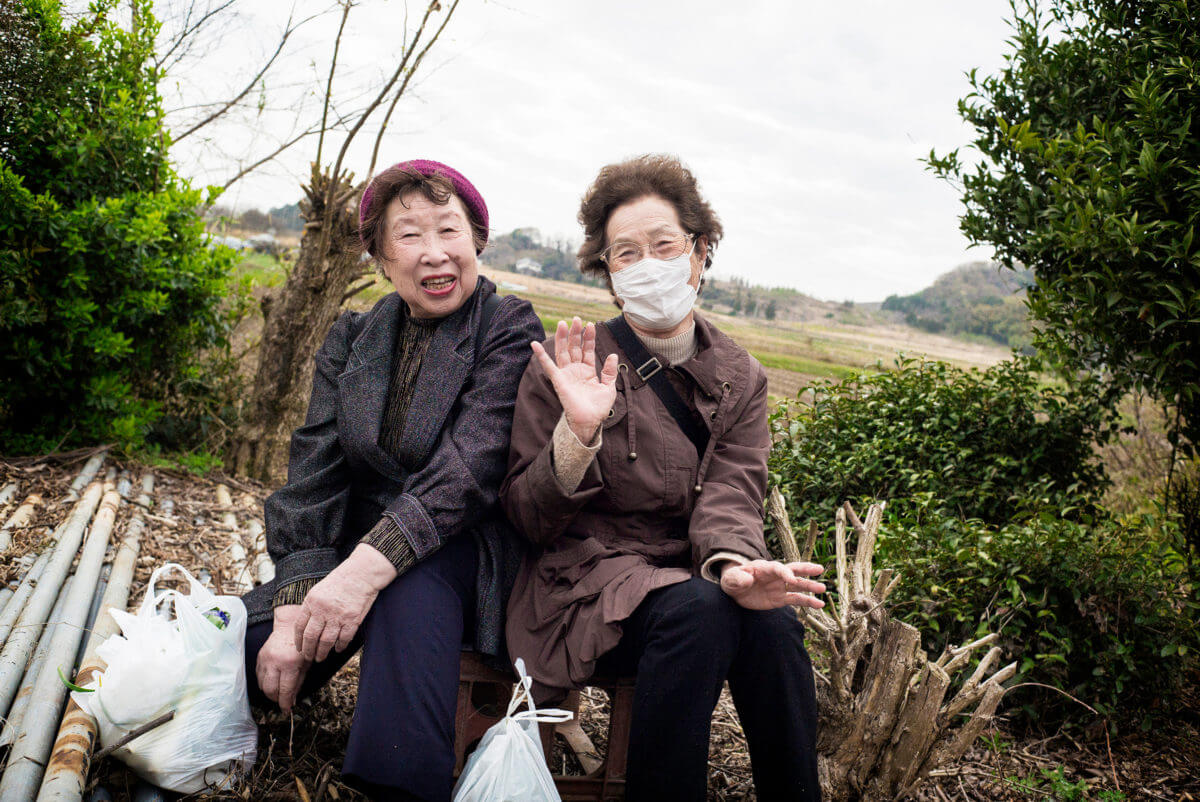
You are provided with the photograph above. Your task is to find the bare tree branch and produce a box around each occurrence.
[321,0,461,253]
[170,10,315,144]
[315,0,355,169]
[155,0,236,73]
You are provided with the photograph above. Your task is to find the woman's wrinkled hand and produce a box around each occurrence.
[532,317,619,444]
[257,604,311,712]
[720,560,827,611]
[293,543,397,662]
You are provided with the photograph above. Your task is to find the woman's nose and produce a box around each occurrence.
[419,234,450,262]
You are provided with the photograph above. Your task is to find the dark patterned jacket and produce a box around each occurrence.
[243,277,544,660]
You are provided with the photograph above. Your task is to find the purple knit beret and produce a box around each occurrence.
[359,159,489,254]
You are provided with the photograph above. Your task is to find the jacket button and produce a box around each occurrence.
[628,452,638,460]
[693,484,703,494]
[721,381,731,393]
[709,410,717,421]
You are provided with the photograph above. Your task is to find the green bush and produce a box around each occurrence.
[0,0,242,451]
[767,357,1196,723]
[877,501,1197,722]
[768,356,1115,531]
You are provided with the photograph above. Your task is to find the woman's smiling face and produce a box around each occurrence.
[379,191,479,319]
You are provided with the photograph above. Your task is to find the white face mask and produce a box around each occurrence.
[610,250,697,331]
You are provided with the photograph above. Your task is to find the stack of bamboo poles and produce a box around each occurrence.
[216,484,273,593]
[767,490,1018,801]
[0,467,278,801]
[0,452,134,801]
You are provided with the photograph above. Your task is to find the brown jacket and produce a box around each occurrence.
[501,313,771,697]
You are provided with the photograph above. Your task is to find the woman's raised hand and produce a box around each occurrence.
[531,317,619,444]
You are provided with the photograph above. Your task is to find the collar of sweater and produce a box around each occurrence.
[634,321,698,366]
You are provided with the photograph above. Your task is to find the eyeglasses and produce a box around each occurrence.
[600,233,694,270]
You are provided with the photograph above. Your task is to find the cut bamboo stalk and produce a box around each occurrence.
[249,519,275,584]
[0,482,104,719]
[217,485,253,595]
[1,577,74,747]
[38,475,153,802]
[0,482,17,507]
[0,588,13,614]
[0,489,121,801]
[1,493,43,552]
[0,550,52,648]
[64,454,105,504]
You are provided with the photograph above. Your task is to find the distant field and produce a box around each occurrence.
[235,259,1012,401]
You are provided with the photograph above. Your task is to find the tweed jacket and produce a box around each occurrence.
[501,313,772,696]
[243,277,545,660]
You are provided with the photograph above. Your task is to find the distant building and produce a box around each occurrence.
[515,258,543,276]
[246,232,280,254]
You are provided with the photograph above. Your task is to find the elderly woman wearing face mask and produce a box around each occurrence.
[241,160,544,801]
[501,154,827,801]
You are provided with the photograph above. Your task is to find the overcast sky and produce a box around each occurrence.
[167,0,1018,302]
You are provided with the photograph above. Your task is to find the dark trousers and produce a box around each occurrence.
[245,535,478,802]
[595,577,821,802]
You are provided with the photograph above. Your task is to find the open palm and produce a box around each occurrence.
[532,317,619,444]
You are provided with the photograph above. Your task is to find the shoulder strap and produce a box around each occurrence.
[474,291,502,366]
[603,316,710,457]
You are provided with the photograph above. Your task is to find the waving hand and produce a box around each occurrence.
[531,317,619,444]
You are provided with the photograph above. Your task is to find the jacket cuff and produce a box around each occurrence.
[551,414,601,494]
[273,547,340,591]
[700,550,753,583]
[273,576,320,608]
[383,492,439,559]
[361,516,420,575]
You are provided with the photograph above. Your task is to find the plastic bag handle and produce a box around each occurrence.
[511,708,574,725]
[503,657,573,725]
[140,563,216,618]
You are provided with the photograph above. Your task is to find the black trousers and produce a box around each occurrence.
[595,577,821,802]
[244,535,478,802]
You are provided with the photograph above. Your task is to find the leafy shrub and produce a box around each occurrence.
[877,501,1198,722]
[0,1,242,451]
[767,356,1195,724]
[768,356,1115,531]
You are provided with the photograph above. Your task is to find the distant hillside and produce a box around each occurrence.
[881,262,1033,348]
[484,229,599,286]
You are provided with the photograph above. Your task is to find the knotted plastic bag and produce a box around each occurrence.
[72,563,258,793]
[451,658,572,802]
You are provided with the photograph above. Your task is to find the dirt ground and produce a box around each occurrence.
[2,452,1197,801]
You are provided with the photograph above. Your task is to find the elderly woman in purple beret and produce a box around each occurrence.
[240,160,544,801]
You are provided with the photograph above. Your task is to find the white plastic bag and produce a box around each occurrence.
[451,658,572,802]
[73,563,258,793]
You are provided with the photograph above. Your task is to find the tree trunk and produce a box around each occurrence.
[231,164,364,482]
[767,491,1018,801]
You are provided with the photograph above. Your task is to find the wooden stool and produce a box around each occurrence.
[455,652,634,802]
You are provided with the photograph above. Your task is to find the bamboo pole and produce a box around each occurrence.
[0,482,17,507]
[0,588,13,614]
[1,493,43,551]
[0,550,52,648]
[1,577,74,747]
[217,485,254,594]
[0,489,122,801]
[0,482,104,719]
[249,519,274,584]
[64,454,105,504]
[38,475,153,802]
